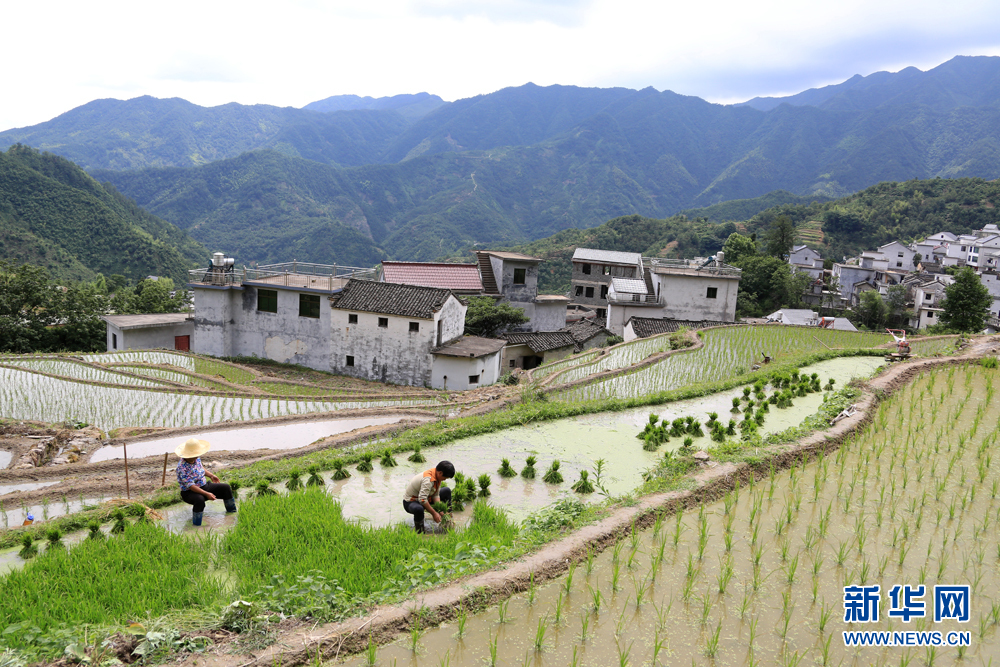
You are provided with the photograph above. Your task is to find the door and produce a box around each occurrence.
[174,335,190,351]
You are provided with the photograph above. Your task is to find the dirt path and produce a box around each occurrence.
[180,342,1000,667]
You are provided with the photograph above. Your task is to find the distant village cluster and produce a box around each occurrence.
[789,223,1000,330]
[100,224,1000,391]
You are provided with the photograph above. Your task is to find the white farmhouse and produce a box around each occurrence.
[101,313,194,352]
[907,278,952,330]
[475,250,568,332]
[788,245,823,280]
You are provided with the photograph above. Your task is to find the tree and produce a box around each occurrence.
[464,296,529,337]
[722,232,757,265]
[856,290,887,330]
[110,278,189,314]
[734,255,792,315]
[766,215,795,259]
[940,267,992,333]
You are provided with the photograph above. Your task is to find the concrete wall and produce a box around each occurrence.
[532,302,568,332]
[501,343,535,370]
[789,247,821,268]
[607,304,663,336]
[228,286,332,368]
[430,351,502,391]
[652,273,738,323]
[498,260,538,305]
[329,294,466,387]
[832,265,876,303]
[881,241,916,270]
[191,286,237,357]
[107,321,194,352]
[570,261,639,308]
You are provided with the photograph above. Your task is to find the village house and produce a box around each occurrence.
[101,313,194,352]
[604,255,741,336]
[569,248,644,322]
[474,250,569,332]
[906,277,952,330]
[788,245,824,280]
[622,317,735,342]
[500,331,577,370]
[379,261,484,294]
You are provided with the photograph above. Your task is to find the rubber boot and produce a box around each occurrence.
[413,518,425,534]
[192,511,203,526]
[224,498,237,514]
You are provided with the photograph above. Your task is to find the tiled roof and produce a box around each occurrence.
[501,331,576,353]
[611,277,648,294]
[431,336,506,358]
[625,317,737,339]
[381,261,483,292]
[563,319,609,345]
[330,280,454,319]
[572,248,642,266]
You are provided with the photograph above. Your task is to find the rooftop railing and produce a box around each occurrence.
[644,257,743,278]
[607,293,661,306]
[189,262,376,290]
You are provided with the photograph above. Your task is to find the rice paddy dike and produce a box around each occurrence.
[0,328,978,665]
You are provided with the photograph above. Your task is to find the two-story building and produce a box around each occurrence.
[788,245,824,280]
[907,277,952,330]
[569,249,644,322]
[475,250,568,332]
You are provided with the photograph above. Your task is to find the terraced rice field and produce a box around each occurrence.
[556,326,889,400]
[345,362,1000,666]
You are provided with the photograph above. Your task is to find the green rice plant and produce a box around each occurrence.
[572,470,595,494]
[456,606,467,638]
[86,520,104,541]
[254,480,276,497]
[331,460,351,481]
[44,528,64,552]
[301,464,324,487]
[477,474,492,497]
[533,616,548,652]
[229,480,242,499]
[542,460,563,484]
[364,636,377,666]
[497,599,510,624]
[521,456,537,479]
[589,582,602,612]
[18,534,37,560]
[380,449,397,468]
[356,453,374,473]
[408,444,427,463]
[286,468,304,491]
[110,508,128,535]
[731,397,742,413]
[497,458,517,477]
[579,612,590,641]
[553,591,565,624]
[705,620,722,657]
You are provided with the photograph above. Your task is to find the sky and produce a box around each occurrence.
[3,0,1000,132]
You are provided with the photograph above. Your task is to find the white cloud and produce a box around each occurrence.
[1,0,999,131]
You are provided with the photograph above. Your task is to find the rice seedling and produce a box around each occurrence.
[286,468,304,490]
[254,480,276,497]
[497,599,510,624]
[588,583,602,612]
[380,449,397,468]
[564,562,577,592]
[356,453,374,473]
[542,460,564,484]
[408,444,427,463]
[18,534,37,560]
[705,620,722,657]
[44,528,64,552]
[455,606,467,637]
[572,470,595,493]
[533,616,548,651]
[477,474,492,497]
[520,455,537,479]
[364,636,377,666]
[86,520,104,541]
[110,508,128,534]
[331,460,351,481]
[579,612,590,641]
[497,458,517,477]
[553,592,565,624]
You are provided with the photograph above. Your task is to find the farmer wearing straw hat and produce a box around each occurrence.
[175,438,236,526]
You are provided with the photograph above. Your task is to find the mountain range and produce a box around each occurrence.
[4,55,1000,270]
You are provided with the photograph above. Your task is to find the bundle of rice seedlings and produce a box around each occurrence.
[572,470,595,494]
[380,449,397,468]
[331,459,351,481]
[19,534,37,559]
[408,444,427,463]
[543,460,563,484]
[255,480,276,496]
[307,464,326,486]
[45,528,64,551]
[498,458,517,477]
[357,452,374,473]
[87,520,105,541]
[111,508,128,534]
[521,456,538,479]
[478,474,492,497]
[286,468,304,491]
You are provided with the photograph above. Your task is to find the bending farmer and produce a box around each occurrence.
[175,438,236,526]
[403,460,455,533]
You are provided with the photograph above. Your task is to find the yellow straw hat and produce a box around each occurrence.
[175,438,211,458]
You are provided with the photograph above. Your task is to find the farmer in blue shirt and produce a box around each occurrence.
[175,438,236,526]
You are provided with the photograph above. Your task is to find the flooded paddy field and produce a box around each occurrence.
[341,362,1000,666]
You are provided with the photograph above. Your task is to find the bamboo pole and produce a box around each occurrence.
[124,443,130,499]
[162,452,169,486]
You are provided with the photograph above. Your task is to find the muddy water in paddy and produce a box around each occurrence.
[340,363,1000,666]
[89,415,423,462]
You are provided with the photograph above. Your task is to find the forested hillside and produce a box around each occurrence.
[0,146,206,282]
[0,97,410,170]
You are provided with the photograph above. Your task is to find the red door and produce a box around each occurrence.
[174,335,190,351]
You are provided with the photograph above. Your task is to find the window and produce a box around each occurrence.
[582,263,591,275]
[575,286,583,296]
[928,311,934,318]
[961,246,967,251]
[345,355,355,367]
[513,268,526,285]
[602,266,611,276]
[299,294,320,318]
[469,374,480,384]
[112,333,117,350]
[258,289,278,313]
[600,285,608,299]
[597,308,606,319]
[348,313,358,324]
[409,322,419,332]
[510,359,516,368]
[898,252,904,258]
[585,286,594,298]
[896,262,903,267]
[378,317,388,328]
[706,287,718,299]
[925,293,933,300]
